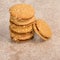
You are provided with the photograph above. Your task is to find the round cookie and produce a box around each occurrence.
[10,31,33,41]
[9,4,35,19]
[10,16,35,25]
[33,19,52,40]
[10,23,33,33]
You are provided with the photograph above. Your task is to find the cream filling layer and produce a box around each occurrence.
[35,24,49,39]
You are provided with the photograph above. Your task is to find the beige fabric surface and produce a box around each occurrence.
[0,0,60,60]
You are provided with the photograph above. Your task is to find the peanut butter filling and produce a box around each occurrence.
[35,23,49,39]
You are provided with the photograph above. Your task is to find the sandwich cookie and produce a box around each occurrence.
[10,31,34,41]
[10,16,35,25]
[9,4,35,19]
[10,23,33,33]
[33,19,52,40]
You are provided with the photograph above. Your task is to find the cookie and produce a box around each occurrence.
[10,22,33,33]
[33,19,52,40]
[10,16,35,25]
[10,31,33,41]
[9,4,35,19]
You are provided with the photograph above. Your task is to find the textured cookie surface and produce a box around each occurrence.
[10,23,33,33]
[9,4,34,19]
[10,31,33,41]
[10,16,35,25]
[33,19,52,40]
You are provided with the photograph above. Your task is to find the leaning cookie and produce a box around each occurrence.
[9,4,35,19]
[10,16,35,25]
[10,31,34,41]
[33,19,52,40]
[10,22,33,33]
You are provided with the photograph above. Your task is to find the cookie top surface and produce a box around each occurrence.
[10,16,35,25]
[9,4,35,19]
[33,19,52,40]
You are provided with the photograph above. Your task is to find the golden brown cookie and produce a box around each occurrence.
[10,22,33,33]
[9,4,35,19]
[33,19,52,40]
[10,31,33,41]
[10,16,35,25]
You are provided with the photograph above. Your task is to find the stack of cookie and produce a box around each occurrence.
[9,4,35,41]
